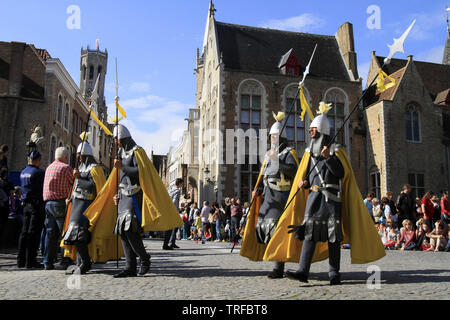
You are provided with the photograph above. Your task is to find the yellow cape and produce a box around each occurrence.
[61,165,124,263]
[84,147,183,248]
[240,149,299,261]
[263,147,386,264]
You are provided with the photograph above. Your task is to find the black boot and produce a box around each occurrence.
[138,260,151,276]
[329,274,341,285]
[267,269,284,279]
[113,269,137,278]
[285,270,308,283]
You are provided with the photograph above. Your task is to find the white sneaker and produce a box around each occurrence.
[214,239,220,242]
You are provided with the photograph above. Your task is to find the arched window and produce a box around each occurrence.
[238,80,263,202]
[57,95,63,124]
[64,103,69,129]
[405,105,420,142]
[284,85,307,143]
[83,65,87,80]
[50,136,56,163]
[239,80,262,131]
[89,65,94,80]
[325,89,346,144]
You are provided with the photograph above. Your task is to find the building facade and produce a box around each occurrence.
[192,4,364,203]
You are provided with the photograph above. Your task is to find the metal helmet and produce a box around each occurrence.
[309,102,332,136]
[113,124,131,140]
[269,111,287,138]
[77,141,94,156]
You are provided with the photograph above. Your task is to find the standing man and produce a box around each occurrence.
[96,124,183,278]
[230,198,242,245]
[241,111,299,279]
[364,193,375,222]
[263,103,385,285]
[42,147,74,270]
[396,184,415,227]
[440,191,449,224]
[62,140,105,274]
[0,167,14,248]
[17,150,45,268]
[163,178,183,250]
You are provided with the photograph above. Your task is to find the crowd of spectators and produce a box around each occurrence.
[364,184,449,252]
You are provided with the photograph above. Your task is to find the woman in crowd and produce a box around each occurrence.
[372,198,383,224]
[382,197,397,224]
[396,219,416,250]
[415,219,431,251]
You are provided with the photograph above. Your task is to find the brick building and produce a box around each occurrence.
[192,3,364,203]
[0,41,111,184]
[363,48,450,199]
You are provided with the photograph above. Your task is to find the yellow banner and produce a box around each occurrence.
[90,110,113,136]
[376,69,395,93]
[115,99,127,118]
[298,85,315,121]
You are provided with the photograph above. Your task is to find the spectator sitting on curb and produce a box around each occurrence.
[396,219,416,251]
[426,220,448,252]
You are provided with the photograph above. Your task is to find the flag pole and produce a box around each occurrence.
[115,57,119,269]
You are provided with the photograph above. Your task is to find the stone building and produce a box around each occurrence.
[0,41,111,184]
[193,3,364,203]
[363,41,450,198]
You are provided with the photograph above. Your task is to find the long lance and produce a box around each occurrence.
[62,76,97,242]
[115,58,120,269]
[274,20,416,233]
[231,44,318,253]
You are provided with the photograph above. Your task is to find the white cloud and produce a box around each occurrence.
[415,45,444,64]
[129,82,151,92]
[259,13,325,32]
[389,11,446,41]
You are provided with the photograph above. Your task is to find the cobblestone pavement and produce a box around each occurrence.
[0,239,448,300]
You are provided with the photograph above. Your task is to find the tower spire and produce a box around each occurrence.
[209,0,216,18]
[443,6,450,65]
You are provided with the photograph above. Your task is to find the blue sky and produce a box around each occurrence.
[1,0,449,154]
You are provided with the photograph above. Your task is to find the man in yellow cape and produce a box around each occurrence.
[85,124,183,278]
[264,103,385,285]
[240,111,299,278]
[60,140,121,274]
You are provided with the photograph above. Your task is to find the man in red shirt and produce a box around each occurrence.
[42,147,73,270]
[421,191,435,229]
[441,191,449,224]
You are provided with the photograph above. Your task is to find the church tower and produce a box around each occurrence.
[80,40,108,122]
[79,40,110,166]
[443,7,450,65]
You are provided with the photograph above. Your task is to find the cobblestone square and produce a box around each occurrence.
[0,239,448,300]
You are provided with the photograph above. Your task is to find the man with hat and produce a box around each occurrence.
[263,102,385,285]
[62,138,105,274]
[240,111,299,278]
[84,124,182,278]
[17,150,45,268]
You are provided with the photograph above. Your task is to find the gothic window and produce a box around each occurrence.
[50,136,56,163]
[239,80,262,132]
[64,103,69,129]
[239,80,263,202]
[57,95,63,124]
[369,170,381,199]
[83,65,87,80]
[89,65,94,80]
[325,89,346,144]
[405,105,420,142]
[72,111,78,134]
[284,85,306,143]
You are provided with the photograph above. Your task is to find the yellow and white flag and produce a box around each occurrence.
[376,69,395,93]
[90,110,113,136]
[298,85,315,121]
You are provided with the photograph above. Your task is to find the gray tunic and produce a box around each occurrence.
[301,147,345,243]
[255,147,298,244]
[114,145,143,235]
[63,163,97,244]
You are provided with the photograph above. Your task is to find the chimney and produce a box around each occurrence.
[335,22,358,80]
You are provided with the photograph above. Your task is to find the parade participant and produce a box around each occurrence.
[61,139,106,274]
[263,102,385,285]
[17,150,45,268]
[240,111,299,279]
[84,124,183,278]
